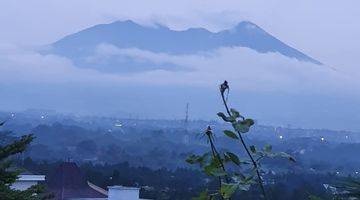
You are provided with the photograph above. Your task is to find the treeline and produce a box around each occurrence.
[19,123,360,174]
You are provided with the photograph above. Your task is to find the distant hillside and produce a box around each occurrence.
[48,20,321,73]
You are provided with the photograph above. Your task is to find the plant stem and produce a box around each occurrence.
[207,132,231,200]
[220,91,268,200]
[208,135,229,182]
[208,134,223,191]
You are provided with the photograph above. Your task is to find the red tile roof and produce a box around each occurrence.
[47,162,107,200]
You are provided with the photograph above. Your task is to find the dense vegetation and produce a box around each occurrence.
[2,121,358,174]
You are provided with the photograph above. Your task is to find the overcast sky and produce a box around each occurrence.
[0,0,359,76]
[0,0,359,129]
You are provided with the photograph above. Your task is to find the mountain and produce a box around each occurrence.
[47,20,321,73]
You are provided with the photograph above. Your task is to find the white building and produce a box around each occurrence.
[107,186,141,200]
[68,184,148,200]
[11,174,45,191]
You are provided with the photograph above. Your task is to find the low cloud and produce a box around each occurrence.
[86,43,357,95]
[0,43,357,96]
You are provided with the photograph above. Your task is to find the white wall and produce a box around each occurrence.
[108,186,140,200]
[10,175,45,191]
[10,180,39,191]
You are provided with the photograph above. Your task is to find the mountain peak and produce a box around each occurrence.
[235,21,259,29]
[225,21,266,35]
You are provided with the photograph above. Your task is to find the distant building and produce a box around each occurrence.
[11,174,45,191]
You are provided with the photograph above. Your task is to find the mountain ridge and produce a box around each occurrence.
[48,20,321,73]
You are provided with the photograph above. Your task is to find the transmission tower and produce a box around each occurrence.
[185,103,189,124]
[183,103,190,144]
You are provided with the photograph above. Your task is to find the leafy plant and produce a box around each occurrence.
[186,81,295,200]
[0,121,51,200]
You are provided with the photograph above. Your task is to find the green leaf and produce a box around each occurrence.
[230,108,240,118]
[264,144,272,153]
[220,183,238,199]
[243,118,255,126]
[186,153,210,166]
[186,154,200,164]
[203,156,227,177]
[249,146,256,154]
[223,130,239,139]
[192,191,209,200]
[201,153,211,165]
[217,112,235,122]
[225,152,240,166]
[217,112,229,121]
[232,119,254,133]
[203,164,213,176]
[204,164,226,177]
[211,168,228,177]
[232,123,247,133]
